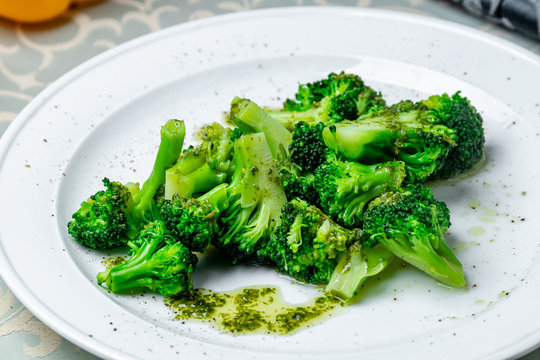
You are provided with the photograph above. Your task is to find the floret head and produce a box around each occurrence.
[361,184,451,248]
[268,199,360,284]
[289,121,328,171]
[159,196,216,253]
[68,178,137,249]
[422,92,485,179]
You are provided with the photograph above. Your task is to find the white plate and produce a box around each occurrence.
[1,7,540,360]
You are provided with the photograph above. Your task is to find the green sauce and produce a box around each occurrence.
[468,226,485,236]
[102,256,126,268]
[165,286,343,335]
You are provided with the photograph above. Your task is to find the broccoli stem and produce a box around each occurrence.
[266,108,323,131]
[229,97,292,161]
[326,243,393,300]
[165,163,227,199]
[377,231,465,288]
[132,119,186,219]
[197,183,229,213]
[322,121,395,160]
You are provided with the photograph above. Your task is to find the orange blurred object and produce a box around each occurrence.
[0,0,95,23]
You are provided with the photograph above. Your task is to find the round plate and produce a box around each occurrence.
[1,7,539,360]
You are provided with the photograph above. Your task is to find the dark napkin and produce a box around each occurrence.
[450,0,540,40]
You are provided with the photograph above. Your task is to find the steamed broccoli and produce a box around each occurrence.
[322,93,485,182]
[229,97,292,161]
[97,220,197,296]
[322,101,457,183]
[67,178,140,249]
[68,119,186,249]
[289,121,328,172]
[361,184,466,287]
[325,242,393,300]
[160,183,229,253]
[213,133,287,263]
[267,72,386,130]
[229,99,326,210]
[313,152,406,227]
[266,199,362,284]
[421,92,485,179]
[164,122,235,199]
[279,162,320,207]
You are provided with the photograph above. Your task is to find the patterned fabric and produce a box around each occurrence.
[0,1,539,359]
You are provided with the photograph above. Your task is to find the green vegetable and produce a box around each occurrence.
[267,72,386,129]
[421,92,485,179]
[326,242,393,300]
[213,132,287,263]
[160,183,229,253]
[97,220,197,295]
[322,101,457,183]
[229,97,292,161]
[313,152,406,227]
[266,199,361,284]
[362,184,466,287]
[289,121,328,172]
[68,119,186,249]
[164,122,235,199]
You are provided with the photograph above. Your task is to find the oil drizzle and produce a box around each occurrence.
[165,286,343,335]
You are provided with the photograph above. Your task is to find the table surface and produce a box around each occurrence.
[0,1,539,359]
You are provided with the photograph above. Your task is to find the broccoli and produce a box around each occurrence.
[289,121,328,172]
[213,132,287,263]
[279,162,320,207]
[322,93,485,182]
[325,242,393,300]
[229,97,292,161]
[160,183,229,253]
[266,199,362,284]
[421,92,485,179]
[229,100,325,208]
[361,184,466,287]
[313,152,406,227]
[67,178,140,249]
[164,122,235,199]
[97,220,197,296]
[321,101,457,183]
[68,119,186,249]
[267,72,386,130]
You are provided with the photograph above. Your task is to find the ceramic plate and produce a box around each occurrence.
[0,7,539,360]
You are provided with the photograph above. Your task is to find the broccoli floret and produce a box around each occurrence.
[266,199,361,284]
[279,162,320,207]
[289,121,328,172]
[229,97,292,161]
[325,242,393,300]
[68,119,186,249]
[322,104,457,183]
[421,92,485,179]
[362,184,466,287]
[68,178,140,249]
[268,72,386,130]
[97,221,197,296]
[213,133,287,263]
[160,183,229,253]
[284,72,365,112]
[165,122,235,199]
[313,152,406,227]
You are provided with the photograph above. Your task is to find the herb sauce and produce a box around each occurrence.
[165,286,343,335]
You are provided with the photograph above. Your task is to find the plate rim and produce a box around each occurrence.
[1,6,540,360]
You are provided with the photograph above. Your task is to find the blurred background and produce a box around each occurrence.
[0,0,538,359]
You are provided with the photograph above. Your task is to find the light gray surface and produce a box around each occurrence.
[0,1,538,359]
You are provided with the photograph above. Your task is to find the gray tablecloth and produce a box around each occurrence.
[0,1,538,359]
